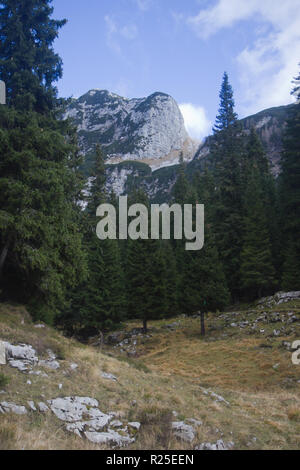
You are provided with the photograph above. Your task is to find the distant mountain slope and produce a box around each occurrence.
[192,104,294,175]
[65,89,198,174]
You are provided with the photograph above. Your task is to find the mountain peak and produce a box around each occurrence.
[65,89,197,171]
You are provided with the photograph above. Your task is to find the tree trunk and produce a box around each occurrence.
[200,311,205,337]
[143,318,148,334]
[0,241,9,279]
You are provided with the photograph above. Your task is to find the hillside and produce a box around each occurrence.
[1,293,300,450]
[81,102,293,202]
[192,104,294,176]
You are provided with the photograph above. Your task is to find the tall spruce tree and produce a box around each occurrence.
[210,72,245,300]
[280,66,300,290]
[0,1,87,322]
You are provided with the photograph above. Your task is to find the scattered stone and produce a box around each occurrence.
[101,372,117,382]
[85,429,134,447]
[6,343,38,364]
[187,418,203,427]
[38,402,49,413]
[0,401,27,415]
[172,422,195,443]
[29,370,48,378]
[34,324,45,329]
[28,401,37,411]
[110,420,123,428]
[39,359,60,370]
[196,440,234,451]
[58,384,63,390]
[8,360,31,372]
[26,380,32,385]
[273,329,281,337]
[257,291,300,306]
[273,363,280,370]
[282,341,292,351]
[200,388,230,406]
[128,422,141,431]
[70,363,78,371]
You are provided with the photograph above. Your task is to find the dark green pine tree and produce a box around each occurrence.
[65,145,126,335]
[213,72,238,132]
[173,153,189,206]
[162,240,179,317]
[240,165,276,300]
[172,156,191,312]
[279,66,300,290]
[0,0,66,113]
[184,226,230,331]
[243,128,280,278]
[210,72,245,300]
[0,1,87,322]
[126,190,167,332]
[180,181,229,333]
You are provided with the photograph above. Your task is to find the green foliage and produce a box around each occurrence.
[240,165,276,299]
[0,373,10,388]
[209,73,245,299]
[0,0,66,113]
[183,227,230,314]
[0,106,87,323]
[279,67,300,290]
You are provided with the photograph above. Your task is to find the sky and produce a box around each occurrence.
[52,0,300,140]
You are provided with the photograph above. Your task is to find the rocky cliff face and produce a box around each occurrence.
[193,104,293,176]
[65,90,197,171]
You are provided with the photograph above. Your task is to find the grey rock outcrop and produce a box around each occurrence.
[172,422,195,443]
[65,90,195,170]
[84,429,134,447]
[6,343,38,364]
[0,402,27,415]
[48,396,100,422]
[196,439,234,451]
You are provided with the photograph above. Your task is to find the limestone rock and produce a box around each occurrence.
[8,360,32,372]
[38,402,49,413]
[128,422,141,431]
[172,422,195,443]
[200,387,230,406]
[64,90,192,170]
[48,396,106,424]
[196,439,234,451]
[0,341,6,365]
[85,429,134,447]
[6,343,38,364]
[0,401,27,415]
[28,401,37,411]
[101,372,117,382]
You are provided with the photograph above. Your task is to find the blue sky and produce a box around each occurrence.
[52,0,300,140]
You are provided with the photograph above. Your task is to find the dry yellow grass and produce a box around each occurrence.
[0,301,299,450]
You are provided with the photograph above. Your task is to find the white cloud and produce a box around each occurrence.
[187,0,300,114]
[104,15,138,54]
[135,0,152,12]
[179,103,212,140]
